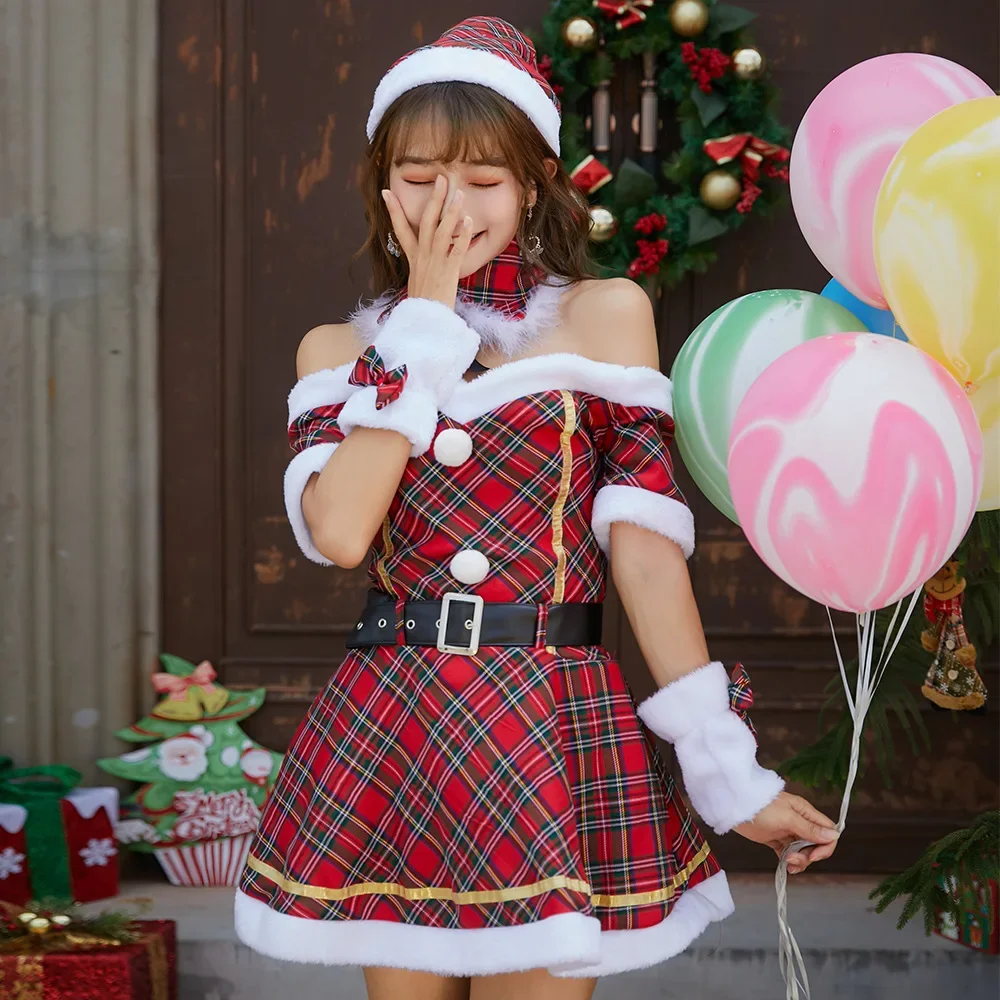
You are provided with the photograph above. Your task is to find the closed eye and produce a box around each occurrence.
[404,181,501,188]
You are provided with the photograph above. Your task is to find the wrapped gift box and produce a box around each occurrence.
[0,919,176,1000]
[0,788,120,905]
[933,869,999,954]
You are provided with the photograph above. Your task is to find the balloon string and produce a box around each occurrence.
[775,593,921,1000]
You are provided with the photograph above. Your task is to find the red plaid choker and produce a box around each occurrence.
[350,239,570,358]
[378,240,544,324]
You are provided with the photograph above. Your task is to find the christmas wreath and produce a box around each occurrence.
[532,0,791,283]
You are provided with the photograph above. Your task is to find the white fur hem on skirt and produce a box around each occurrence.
[233,871,734,978]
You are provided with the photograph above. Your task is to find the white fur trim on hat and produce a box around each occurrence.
[367,46,562,154]
[592,484,695,559]
[637,662,784,835]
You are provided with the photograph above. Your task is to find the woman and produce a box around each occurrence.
[235,16,839,1000]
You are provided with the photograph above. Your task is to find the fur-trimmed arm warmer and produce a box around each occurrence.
[337,297,480,457]
[636,661,784,835]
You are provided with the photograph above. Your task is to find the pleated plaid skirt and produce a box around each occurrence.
[237,639,724,974]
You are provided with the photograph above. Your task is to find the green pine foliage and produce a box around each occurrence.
[869,810,1000,933]
[530,0,790,284]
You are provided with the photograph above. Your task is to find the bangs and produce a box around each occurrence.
[384,83,533,177]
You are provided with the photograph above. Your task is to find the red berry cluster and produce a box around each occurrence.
[736,179,762,214]
[538,55,564,96]
[763,159,790,182]
[627,238,670,278]
[681,42,730,93]
[633,212,667,235]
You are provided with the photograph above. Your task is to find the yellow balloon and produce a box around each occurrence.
[874,96,1000,389]
[972,377,999,511]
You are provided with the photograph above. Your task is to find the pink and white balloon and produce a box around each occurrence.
[729,335,983,613]
[789,54,994,308]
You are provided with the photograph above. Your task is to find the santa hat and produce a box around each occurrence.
[366,16,562,155]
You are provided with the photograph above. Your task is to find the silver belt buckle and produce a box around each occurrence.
[436,592,485,656]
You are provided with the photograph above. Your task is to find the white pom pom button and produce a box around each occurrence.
[433,428,473,467]
[448,549,490,585]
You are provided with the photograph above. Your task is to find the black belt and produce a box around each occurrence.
[345,590,603,655]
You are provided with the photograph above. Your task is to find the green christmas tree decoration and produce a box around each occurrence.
[98,655,282,863]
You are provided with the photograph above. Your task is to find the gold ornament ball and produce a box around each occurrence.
[18,912,38,924]
[668,0,709,37]
[588,205,618,242]
[52,914,73,927]
[561,16,598,51]
[700,170,742,211]
[28,917,52,935]
[732,47,765,80]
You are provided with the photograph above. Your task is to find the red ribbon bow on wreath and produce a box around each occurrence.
[594,0,654,31]
[348,345,408,410]
[570,154,614,196]
[703,133,790,213]
[728,663,757,738]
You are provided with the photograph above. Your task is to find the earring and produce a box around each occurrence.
[524,203,542,257]
[386,230,401,257]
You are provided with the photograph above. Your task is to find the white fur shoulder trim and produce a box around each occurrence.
[443,354,672,424]
[233,871,732,975]
[592,484,695,559]
[287,366,357,426]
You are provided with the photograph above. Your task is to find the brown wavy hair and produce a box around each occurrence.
[355,82,596,296]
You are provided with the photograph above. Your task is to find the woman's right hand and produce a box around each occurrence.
[382,174,475,310]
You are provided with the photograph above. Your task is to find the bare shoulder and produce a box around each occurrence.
[560,277,660,369]
[295,322,364,379]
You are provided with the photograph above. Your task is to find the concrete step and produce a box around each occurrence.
[90,875,997,999]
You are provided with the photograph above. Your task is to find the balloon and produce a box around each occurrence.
[971,378,999,511]
[729,334,982,613]
[790,54,993,308]
[672,290,867,524]
[874,96,1000,390]
[820,279,906,341]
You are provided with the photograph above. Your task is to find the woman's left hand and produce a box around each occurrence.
[733,792,840,874]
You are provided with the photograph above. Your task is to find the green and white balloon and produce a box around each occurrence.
[671,289,867,523]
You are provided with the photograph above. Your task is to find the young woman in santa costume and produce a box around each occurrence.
[235,16,839,1000]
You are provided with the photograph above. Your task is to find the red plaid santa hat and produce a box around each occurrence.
[366,16,562,155]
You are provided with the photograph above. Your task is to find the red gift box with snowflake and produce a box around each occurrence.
[0,758,119,906]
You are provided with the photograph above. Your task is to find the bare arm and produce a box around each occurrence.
[296,323,411,568]
[293,175,478,568]
[584,280,839,871]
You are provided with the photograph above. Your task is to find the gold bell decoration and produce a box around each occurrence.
[588,205,618,242]
[732,46,765,81]
[28,917,52,935]
[668,0,709,37]
[699,169,742,211]
[562,16,599,50]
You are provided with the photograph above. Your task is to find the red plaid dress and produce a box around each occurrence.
[236,351,733,977]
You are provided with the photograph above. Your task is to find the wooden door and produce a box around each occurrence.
[160,0,999,871]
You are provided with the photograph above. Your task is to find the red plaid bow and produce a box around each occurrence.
[348,345,408,410]
[594,0,654,30]
[729,663,756,738]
